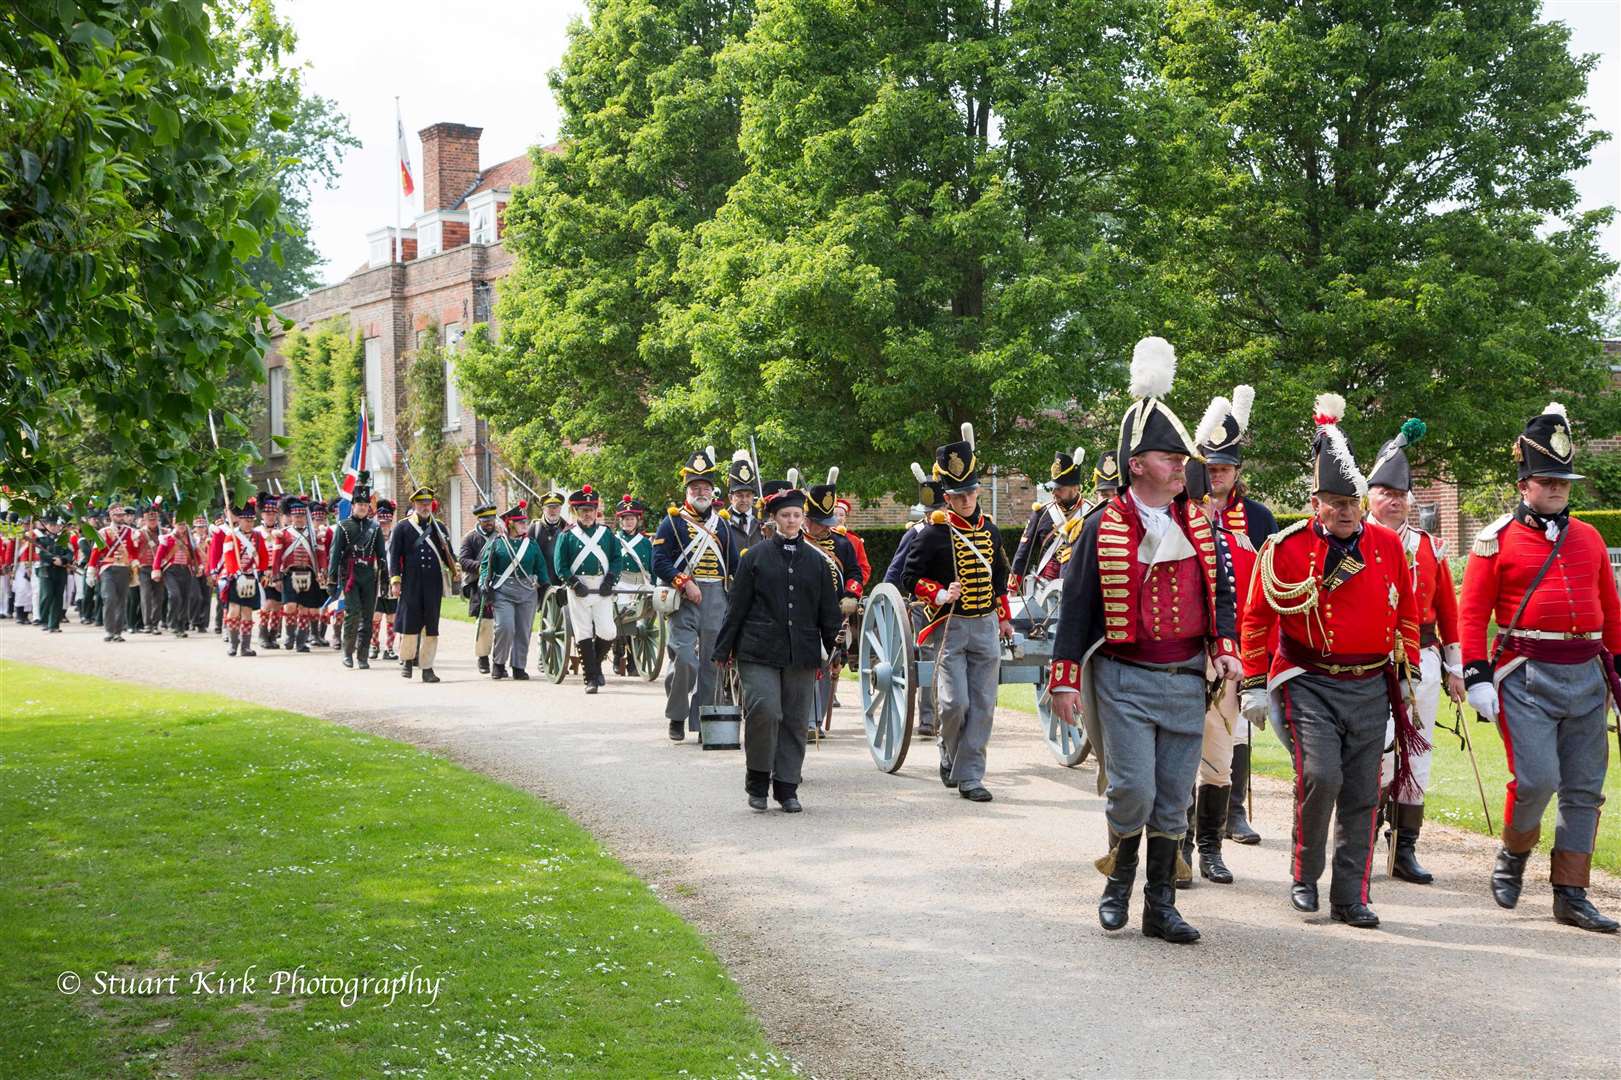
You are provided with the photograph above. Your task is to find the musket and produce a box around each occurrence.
[461,458,493,506]
[206,412,231,510]
[272,476,283,495]
[329,471,341,495]
[501,464,543,503]
[1454,700,1495,837]
[297,473,306,493]
[748,435,764,500]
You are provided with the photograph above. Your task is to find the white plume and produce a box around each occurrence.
[731,448,751,463]
[1321,423,1369,498]
[911,462,929,484]
[826,466,839,486]
[1230,385,1255,432]
[1129,337,1177,399]
[1194,396,1230,449]
[787,467,800,488]
[1545,402,1567,419]
[705,445,716,464]
[1072,446,1086,466]
[961,421,975,450]
[1313,393,1346,424]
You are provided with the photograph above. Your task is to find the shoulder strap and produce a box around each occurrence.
[1490,523,1569,664]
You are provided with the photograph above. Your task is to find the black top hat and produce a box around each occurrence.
[761,478,807,514]
[1309,394,1367,498]
[679,447,720,488]
[568,485,600,509]
[1050,447,1086,488]
[1515,403,1583,481]
[1093,451,1121,493]
[1194,385,1254,466]
[1116,337,1199,487]
[806,467,841,524]
[726,450,758,493]
[1366,418,1428,492]
[932,422,981,494]
[909,462,945,509]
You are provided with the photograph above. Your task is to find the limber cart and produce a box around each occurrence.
[856,580,1091,773]
[539,582,667,684]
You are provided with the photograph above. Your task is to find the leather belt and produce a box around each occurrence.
[1506,629,1600,641]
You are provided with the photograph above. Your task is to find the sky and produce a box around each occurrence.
[286,0,1620,287]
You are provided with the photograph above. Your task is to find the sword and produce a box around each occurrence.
[1455,700,1494,837]
[748,434,764,501]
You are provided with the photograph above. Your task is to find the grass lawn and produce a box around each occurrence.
[440,594,475,624]
[0,661,793,1079]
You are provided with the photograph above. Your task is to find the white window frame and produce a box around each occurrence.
[268,365,287,443]
[448,476,463,537]
[442,323,463,431]
[364,337,382,425]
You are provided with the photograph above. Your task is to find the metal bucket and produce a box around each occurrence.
[698,702,742,750]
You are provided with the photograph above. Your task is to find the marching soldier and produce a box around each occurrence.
[1092,450,1122,504]
[723,450,764,553]
[88,503,139,642]
[0,518,13,620]
[1240,394,1422,931]
[553,486,624,693]
[612,495,654,677]
[459,500,500,674]
[271,496,330,653]
[134,503,164,634]
[480,501,552,680]
[219,498,269,657]
[152,509,204,638]
[1009,448,1089,611]
[33,511,72,633]
[253,494,283,649]
[1194,384,1275,846]
[307,499,338,647]
[883,463,947,737]
[372,498,400,660]
[189,514,211,633]
[1365,417,1464,884]
[716,478,843,813]
[1462,403,1619,933]
[831,498,872,589]
[1050,338,1239,943]
[327,474,386,670]
[653,448,740,740]
[902,422,1013,804]
[528,487,570,615]
[804,467,864,718]
[388,485,459,683]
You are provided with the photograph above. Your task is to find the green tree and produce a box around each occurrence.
[281,318,362,485]
[0,0,298,514]
[1149,0,1617,498]
[401,326,461,500]
[455,0,755,504]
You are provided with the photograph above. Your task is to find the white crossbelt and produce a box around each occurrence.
[674,513,723,577]
[568,524,611,576]
[620,534,647,575]
[491,537,533,589]
[947,522,995,580]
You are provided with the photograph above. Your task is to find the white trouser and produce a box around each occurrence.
[566,574,617,641]
[1381,646,1441,802]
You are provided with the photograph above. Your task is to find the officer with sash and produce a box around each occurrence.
[884,463,947,737]
[388,485,459,683]
[1010,447,1089,614]
[480,501,552,680]
[902,422,1013,803]
[612,495,654,677]
[1051,337,1240,943]
[88,503,139,642]
[327,474,386,669]
[1239,394,1422,930]
[459,500,500,674]
[653,448,740,740]
[553,486,624,693]
[1462,403,1620,933]
[723,450,764,553]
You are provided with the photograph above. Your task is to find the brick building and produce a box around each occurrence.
[255,122,553,538]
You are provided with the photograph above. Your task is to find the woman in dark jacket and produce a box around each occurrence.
[715,479,843,813]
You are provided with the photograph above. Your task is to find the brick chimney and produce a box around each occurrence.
[418,123,482,212]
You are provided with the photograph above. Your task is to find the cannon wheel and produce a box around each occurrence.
[633,612,666,682]
[539,588,572,684]
[858,583,916,773]
[1037,662,1090,767]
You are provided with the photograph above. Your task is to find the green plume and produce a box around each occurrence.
[1400,417,1427,446]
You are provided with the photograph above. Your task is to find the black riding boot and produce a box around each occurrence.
[1197,784,1234,884]
[1098,830,1141,932]
[295,622,311,653]
[1492,846,1532,909]
[1390,802,1434,884]
[580,639,601,693]
[1142,835,1200,943]
[1226,743,1260,844]
[1176,801,1195,889]
[227,626,238,656]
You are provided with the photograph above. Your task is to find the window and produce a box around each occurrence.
[364,338,382,423]
[268,366,287,443]
[448,476,463,536]
[417,219,442,258]
[471,205,496,245]
[442,323,463,431]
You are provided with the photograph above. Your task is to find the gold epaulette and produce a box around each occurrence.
[929,510,947,525]
[1062,515,1085,542]
[1473,514,1512,558]
[667,505,680,517]
[1268,518,1309,548]
[718,508,731,521]
[1031,499,1041,511]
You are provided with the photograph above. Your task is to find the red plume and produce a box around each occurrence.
[519,499,528,509]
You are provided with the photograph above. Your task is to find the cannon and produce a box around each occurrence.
[539,583,667,685]
[856,581,1091,774]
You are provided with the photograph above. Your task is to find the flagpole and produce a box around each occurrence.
[394,96,402,265]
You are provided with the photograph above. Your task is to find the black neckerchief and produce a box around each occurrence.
[775,534,799,558]
[1312,521,1365,591]
[1513,501,1569,540]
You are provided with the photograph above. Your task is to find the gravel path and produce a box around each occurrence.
[4,620,1618,1079]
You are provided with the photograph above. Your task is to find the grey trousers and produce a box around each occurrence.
[1093,654,1205,836]
[138,567,162,628]
[1274,671,1388,905]
[910,604,939,733]
[935,612,1001,788]
[740,662,815,789]
[1497,658,1610,854]
[665,580,727,729]
[162,566,192,631]
[101,565,131,637]
[492,576,539,673]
